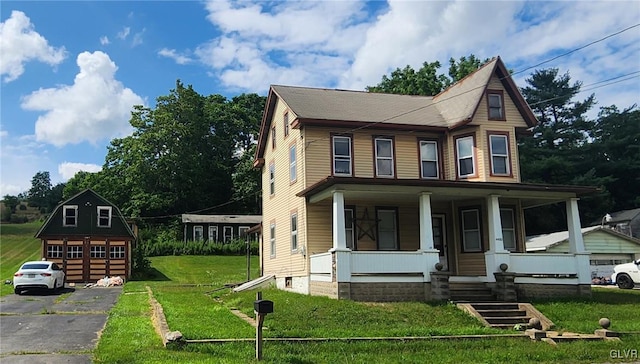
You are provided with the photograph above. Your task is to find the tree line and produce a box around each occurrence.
[3,56,639,235]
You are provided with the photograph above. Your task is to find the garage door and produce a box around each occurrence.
[590,253,635,279]
[44,239,129,283]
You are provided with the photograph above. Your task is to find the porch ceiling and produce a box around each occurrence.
[298,177,598,208]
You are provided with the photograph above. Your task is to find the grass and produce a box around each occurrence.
[0,222,42,296]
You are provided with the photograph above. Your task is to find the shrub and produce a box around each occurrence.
[140,238,258,257]
[18,204,27,211]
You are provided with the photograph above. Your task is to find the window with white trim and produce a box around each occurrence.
[490,134,510,175]
[90,245,106,258]
[269,163,275,195]
[345,208,355,250]
[224,226,233,242]
[97,206,112,227]
[500,208,516,251]
[284,111,289,137]
[194,226,203,241]
[63,205,78,227]
[419,140,439,178]
[456,136,475,178]
[289,145,297,182]
[461,209,482,252]
[270,223,276,258]
[290,213,298,251]
[47,245,63,259]
[332,136,352,176]
[271,126,276,149]
[375,137,394,177]
[110,246,125,259]
[208,226,218,242]
[67,246,83,259]
[487,91,504,119]
[239,226,250,239]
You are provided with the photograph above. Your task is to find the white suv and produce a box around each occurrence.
[611,259,640,289]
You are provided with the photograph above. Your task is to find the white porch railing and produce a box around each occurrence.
[310,252,332,282]
[509,253,591,284]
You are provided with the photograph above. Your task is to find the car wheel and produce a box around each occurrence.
[51,280,57,291]
[14,288,21,295]
[616,274,634,289]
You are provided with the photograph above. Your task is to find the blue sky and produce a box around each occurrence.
[1,1,639,196]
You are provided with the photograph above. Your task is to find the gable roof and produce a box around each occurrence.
[607,208,640,223]
[525,226,640,252]
[255,56,537,162]
[181,214,262,225]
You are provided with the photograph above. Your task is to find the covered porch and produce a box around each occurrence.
[300,177,594,301]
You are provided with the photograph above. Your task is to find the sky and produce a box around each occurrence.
[1,0,639,196]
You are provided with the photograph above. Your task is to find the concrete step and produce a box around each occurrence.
[484,316,530,325]
[470,302,520,311]
[476,309,527,317]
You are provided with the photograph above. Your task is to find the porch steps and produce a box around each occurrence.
[449,282,496,302]
[457,302,555,331]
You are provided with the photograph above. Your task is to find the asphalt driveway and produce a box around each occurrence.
[0,285,122,363]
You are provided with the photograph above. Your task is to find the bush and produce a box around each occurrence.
[18,204,27,211]
[140,238,258,257]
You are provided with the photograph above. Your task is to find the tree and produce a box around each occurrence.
[447,55,491,84]
[27,171,51,209]
[63,171,103,199]
[2,195,20,213]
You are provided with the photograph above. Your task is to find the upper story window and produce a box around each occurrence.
[456,135,476,178]
[284,111,289,137]
[374,137,394,178]
[289,144,297,183]
[271,126,276,149]
[500,208,516,251]
[419,140,439,179]
[489,134,510,176]
[332,135,352,176]
[461,208,482,252]
[63,205,78,227]
[97,206,112,228]
[487,90,505,120]
[269,162,275,195]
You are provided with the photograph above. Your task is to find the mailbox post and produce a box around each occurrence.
[254,292,273,360]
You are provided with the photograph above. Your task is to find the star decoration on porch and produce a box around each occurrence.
[356,207,378,241]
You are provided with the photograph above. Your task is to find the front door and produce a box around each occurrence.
[433,215,448,271]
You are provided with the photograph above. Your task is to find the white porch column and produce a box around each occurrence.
[566,198,590,284]
[330,190,349,251]
[419,192,435,251]
[485,194,510,282]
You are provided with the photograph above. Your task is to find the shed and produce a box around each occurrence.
[181,214,262,243]
[35,189,136,283]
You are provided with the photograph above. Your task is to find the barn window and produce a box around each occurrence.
[90,246,106,258]
[110,246,125,259]
[97,206,112,227]
[67,246,83,259]
[194,226,203,241]
[47,245,63,259]
[224,226,233,242]
[63,205,78,227]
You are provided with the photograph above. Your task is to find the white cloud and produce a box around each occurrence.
[0,10,67,82]
[100,36,110,45]
[20,51,145,147]
[0,130,7,138]
[158,48,192,65]
[131,28,145,47]
[117,26,130,40]
[58,162,102,180]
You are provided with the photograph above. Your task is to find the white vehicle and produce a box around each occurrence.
[13,261,65,295]
[611,259,640,289]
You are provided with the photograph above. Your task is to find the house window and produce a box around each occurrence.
[345,207,355,250]
[208,226,218,242]
[284,111,289,137]
[289,145,297,183]
[377,208,398,250]
[332,135,352,176]
[63,205,78,227]
[47,245,63,259]
[419,140,439,179]
[110,246,125,259]
[270,223,276,258]
[375,137,394,177]
[456,135,475,178]
[97,206,112,228]
[223,226,233,242]
[90,246,106,258]
[489,134,510,175]
[500,208,516,251]
[487,91,504,120]
[269,162,275,195]
[194,226,204,241]
[461,208,482,252]
[239,226,250,238]
[290,213,298,251]
[271,126,276,149]
[67,246,83,259]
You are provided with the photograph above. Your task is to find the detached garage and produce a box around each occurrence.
[35,189,136,283]
[526,226,640,279]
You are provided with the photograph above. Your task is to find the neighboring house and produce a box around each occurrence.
[35,189,136,283]
[598,208,640,239]
[253,56,597,302]
[181,214,262,243]
[526,226,640,279]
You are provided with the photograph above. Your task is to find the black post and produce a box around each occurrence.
[256,291,263,360]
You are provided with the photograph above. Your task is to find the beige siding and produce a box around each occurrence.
[306,201,332,255]
[457,253,486,275]
[546,231,640,254]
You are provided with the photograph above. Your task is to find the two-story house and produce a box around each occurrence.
[253,57,597,302]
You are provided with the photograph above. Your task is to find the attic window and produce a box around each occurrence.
[63,205,78,227]
[284,111,289,137]
[97,206,112,228]
[487,90,505,120]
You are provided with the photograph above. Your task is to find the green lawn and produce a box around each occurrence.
[0,222,42,296]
